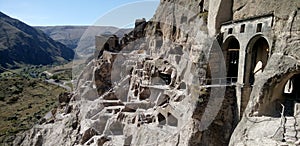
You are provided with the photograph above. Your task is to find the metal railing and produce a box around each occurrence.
[200,77,238,87]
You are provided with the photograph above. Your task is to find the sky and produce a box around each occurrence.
[0,0,159,27]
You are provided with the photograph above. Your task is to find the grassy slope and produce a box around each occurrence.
[0,76,66,144]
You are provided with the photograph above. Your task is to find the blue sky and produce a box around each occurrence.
[0,0,159,27]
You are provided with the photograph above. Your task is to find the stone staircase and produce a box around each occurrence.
[284,117,299,143]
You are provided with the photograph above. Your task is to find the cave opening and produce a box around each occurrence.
[158,113,166,125]
[199,0,204,13]
[257,73,300,117]
[139,87,151,100]
[104,43,110,51]
[159,72,172,85]
[283,74,300,116]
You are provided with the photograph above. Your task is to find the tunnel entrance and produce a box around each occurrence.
[283,74,300,116]
[245,37,269,85]
[256,73,300,117]
[223,37,240,82]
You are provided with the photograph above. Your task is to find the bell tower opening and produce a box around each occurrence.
[223,37,240,82]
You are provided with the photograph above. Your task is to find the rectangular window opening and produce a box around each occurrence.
[256,23,262,32]
[240,24,245,33]
[228,28,233,34]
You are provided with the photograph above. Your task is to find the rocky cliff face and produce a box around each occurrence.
[13,0,300,146]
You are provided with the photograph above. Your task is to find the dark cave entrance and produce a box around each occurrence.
[158,113,166,125]
[283,74,300,116]
[257,73,300,117]
[104,43,110,50]
[159,72,172,85]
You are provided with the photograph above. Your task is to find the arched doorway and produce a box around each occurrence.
[241,36,270,116]
[223,37,240,81]
[245,36,270,85]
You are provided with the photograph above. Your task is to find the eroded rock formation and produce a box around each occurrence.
[14,0,300,146]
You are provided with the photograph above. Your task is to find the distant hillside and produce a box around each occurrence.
[0,12,74,71]
[36,26,132,56]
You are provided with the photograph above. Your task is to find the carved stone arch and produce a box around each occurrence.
[244,35,271,85]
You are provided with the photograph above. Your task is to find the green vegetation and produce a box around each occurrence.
[49,58,87,80]
[0,60,82,144]
[0,65,49,79]
[0,76,66,145]
[50,69,72,81]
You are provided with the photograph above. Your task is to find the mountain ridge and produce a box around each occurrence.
[35,26,132,56]
[0,11,74,71]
